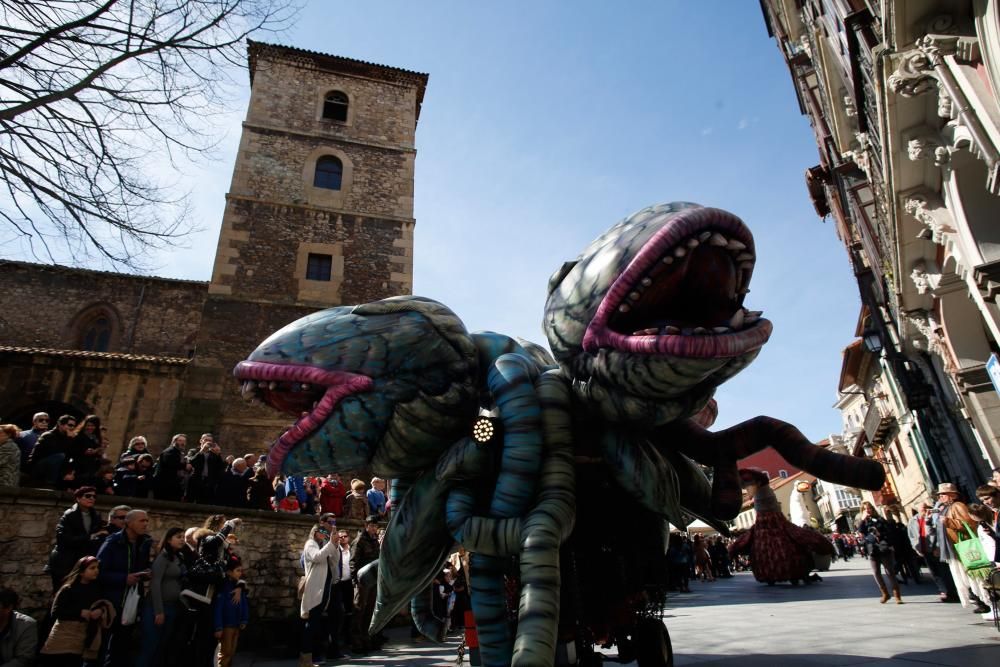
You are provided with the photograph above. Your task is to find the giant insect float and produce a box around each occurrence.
[234,202,885,666]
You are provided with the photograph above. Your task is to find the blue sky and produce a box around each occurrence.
[38,2,868,441]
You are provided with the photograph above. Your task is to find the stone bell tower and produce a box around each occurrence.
[172,41,428,448]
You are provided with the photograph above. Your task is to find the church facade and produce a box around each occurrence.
[0,42,428,459]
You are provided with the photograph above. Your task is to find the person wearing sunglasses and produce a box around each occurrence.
[28,414,77,487]
[14,412,48,471]
[44,486,108,592]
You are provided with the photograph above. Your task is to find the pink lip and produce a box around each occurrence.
[581,207,773,359]
[233,360,373,477]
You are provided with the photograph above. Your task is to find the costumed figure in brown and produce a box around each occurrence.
[729,468,833,585]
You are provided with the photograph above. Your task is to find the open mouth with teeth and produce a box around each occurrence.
[233,360,374,476]
[582,207,772,358]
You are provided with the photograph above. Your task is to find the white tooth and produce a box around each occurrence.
[698,231,712,242]
[747,310,763,318]
[727,240,747,251]
[674,247,687,258]
[709,233,728,247]
[739,261,754,271]
[686,238,700,248]
[745,311,762,323]
[664,326,681,334]
[312,401,319,409]
[641,277,652,287]
[739,287,750,295]
[692,327,709,335]
[729,310,746,329]
[268,381,277,390]
[301,383,310,391]
[618,304,631,313]
[713,326,730,334]
[634,328,658,336]
[662,256,674,264]
[735,252,754,262]
[629,292,640,301]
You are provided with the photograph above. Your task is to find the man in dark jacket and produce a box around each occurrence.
[152,433,188,501]
[45,486,108,591]
[217,458,250,508]
[29,414,77,486]
[349,516,381,653]
[186,435,224,504]
[97,509,153,667]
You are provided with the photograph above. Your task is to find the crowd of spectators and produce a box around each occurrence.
[0,411,407,666]
[831,470,1000,614]
[0,494,397,665]
[0,412,392,524]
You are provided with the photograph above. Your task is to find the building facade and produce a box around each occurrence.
[0,42,428,458]
[761,0,1000,508]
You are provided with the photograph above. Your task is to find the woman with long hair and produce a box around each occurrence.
[857,501,903,604]
[67,415,103,484]
[729,468,834,586]
[40,556,114,665]
[299,523,339,666]
[137,527,186,667]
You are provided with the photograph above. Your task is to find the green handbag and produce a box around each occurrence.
[954,521,993,577]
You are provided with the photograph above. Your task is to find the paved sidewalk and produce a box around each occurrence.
[236,559,1000,666]
[665,558,1000,666]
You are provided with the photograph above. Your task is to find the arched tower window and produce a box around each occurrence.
[313,156,343,190]
[69,304,120,352]
[322,91,349,122]
[80,316,112,351]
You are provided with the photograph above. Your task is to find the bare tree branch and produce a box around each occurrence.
[0,0,298,269]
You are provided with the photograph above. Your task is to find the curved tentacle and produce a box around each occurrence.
[410,584,447,642]
[370,469,452,634]
[663,416,887,519]
[485,352,543,517]
[469,552,514,666]
[511,370,576,666]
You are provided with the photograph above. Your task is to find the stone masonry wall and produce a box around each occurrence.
[0,487,366,651]
[0,261,207,358]
[209,199,410,305]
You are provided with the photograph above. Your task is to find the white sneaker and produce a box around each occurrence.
[982,610,996,621]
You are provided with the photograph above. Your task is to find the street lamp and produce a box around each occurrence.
[861,328,883,353]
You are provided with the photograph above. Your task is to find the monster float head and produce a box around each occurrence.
[544,202,773,424]
[234,296,479,478]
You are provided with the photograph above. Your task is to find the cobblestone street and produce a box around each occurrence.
[237,559,1000,666]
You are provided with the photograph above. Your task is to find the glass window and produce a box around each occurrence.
[323,91,349,122]
[81,317,111,352]
[306,253,332,281]
[314,156,343,190]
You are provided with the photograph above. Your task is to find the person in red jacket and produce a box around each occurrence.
[319,472,348,517]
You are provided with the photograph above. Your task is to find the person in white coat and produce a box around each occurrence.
[299,524,339,667]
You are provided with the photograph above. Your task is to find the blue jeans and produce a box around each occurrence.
[135,603,177,667]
